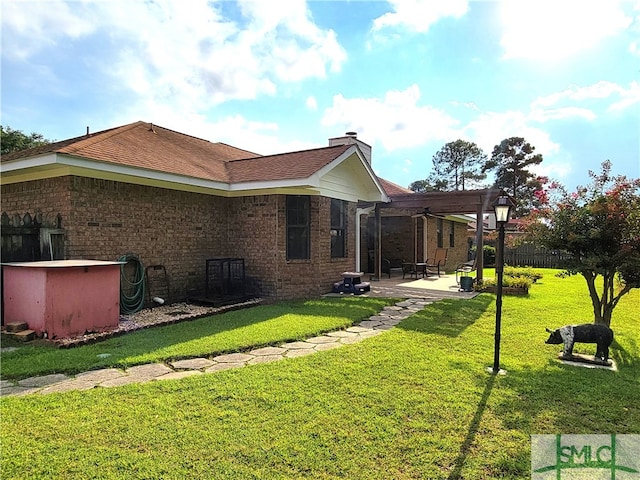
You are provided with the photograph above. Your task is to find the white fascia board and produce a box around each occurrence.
[1,153,231,192]
[0,153,60,172]
[228,178,319,192]
[312,146,390,202]
[446,214,475,224]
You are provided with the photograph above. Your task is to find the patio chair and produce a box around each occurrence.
[382,258,404,278]
[425,248,448,277]
[455,257,477,285]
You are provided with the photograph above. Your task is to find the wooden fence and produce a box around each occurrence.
[503,242,572,269]
[1,211,65,262]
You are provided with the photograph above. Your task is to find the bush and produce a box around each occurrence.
[475,272,533,294]
[470,245,496,266]
[504,266,543,282]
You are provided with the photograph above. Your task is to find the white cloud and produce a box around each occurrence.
[499,0,633,61]
[462,110,560,158]
[305,96,318,111]
[608,81,640,111]
[372,0,468,34]
[530,107,597,123]
[530,81,640,117]
[321,85,459,151]
[1,0,96,60]
[1,0,347,110]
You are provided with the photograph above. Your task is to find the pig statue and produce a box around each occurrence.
[545,324,614,362]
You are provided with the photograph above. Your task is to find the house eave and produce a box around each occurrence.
[1,151,390,202]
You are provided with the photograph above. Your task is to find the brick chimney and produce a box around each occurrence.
[328,132,372,165]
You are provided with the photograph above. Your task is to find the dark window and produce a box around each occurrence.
[449,221,455,248]
[330,199,346,258]
[437,218,443,248]
[287,196,310,260]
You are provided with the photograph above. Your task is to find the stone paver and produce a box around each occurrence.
[248,355,283,365]
[18,373,69,388]
[204,362,245,373]
[100,376,146,388]
[339,336,365,345]
[358,320,383,328]
[326,330,358,338]
[315,342,342,351]
[250,346,288,356]
[125,363,173,380]
[39,379,97,394]
[284,349,316,358]
[1,380,15,390]
[346,326,372,333]
[75,368,125,383]
[0,297,434,397]
[214,353,255,364]
[155,371,202,381]
[281,341,315,350]
[170,358,215,370]
[305,336,336,344]
[1,386,41,396]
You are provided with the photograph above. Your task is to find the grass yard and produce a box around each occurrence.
[0,297,397,379]
[1,270,638,479]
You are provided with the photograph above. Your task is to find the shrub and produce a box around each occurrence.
[504,266,543,282]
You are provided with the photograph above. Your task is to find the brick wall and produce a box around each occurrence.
[363,214,471,274]
[2,177,358,301]
[1,178,72,230]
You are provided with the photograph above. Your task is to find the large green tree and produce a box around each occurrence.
[1,125,51,155]
[483,137,544,217]
[524,161,640,326]
[430,139,487,191]
[408,178,448,193]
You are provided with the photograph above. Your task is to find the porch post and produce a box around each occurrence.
[375,203,382,280]
[422,215,428,263]
[355,206,375,272]
[476,202,484,282]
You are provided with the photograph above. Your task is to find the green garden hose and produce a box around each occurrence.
[118,254,146,314]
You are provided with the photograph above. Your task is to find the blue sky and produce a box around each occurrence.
[2,0,639,192]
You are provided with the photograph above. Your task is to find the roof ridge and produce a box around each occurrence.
[227,143,350,164]
[0,123,139,162]
[214,142,262,160]
[59,121,151,154]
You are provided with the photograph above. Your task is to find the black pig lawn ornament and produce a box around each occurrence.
[545,324,614,363]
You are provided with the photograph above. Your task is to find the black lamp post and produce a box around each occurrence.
[491,190,514,374]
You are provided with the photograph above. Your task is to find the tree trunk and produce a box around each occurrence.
[582,271,615,327]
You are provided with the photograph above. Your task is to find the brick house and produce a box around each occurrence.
[1,121,480,302]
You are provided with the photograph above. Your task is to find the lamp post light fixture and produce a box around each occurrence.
[491,189,514,375]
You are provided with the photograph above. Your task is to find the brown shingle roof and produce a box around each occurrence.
[1,121,260,183]
[379,178,413,196]
[227,144,352,183]
[2,121,362,186]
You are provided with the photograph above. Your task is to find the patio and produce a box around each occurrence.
[328,272,479,300]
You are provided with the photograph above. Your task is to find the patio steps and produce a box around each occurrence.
[1,322,36,342]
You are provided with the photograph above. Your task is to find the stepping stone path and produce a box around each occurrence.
[0,299,431,397]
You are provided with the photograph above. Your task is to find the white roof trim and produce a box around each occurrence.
[1,146,390,203]
[311,146,389,202]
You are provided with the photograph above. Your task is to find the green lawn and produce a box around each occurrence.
[1,270,638,479]
[0,297,397,379]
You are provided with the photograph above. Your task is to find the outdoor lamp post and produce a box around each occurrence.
[491,190,514,374]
